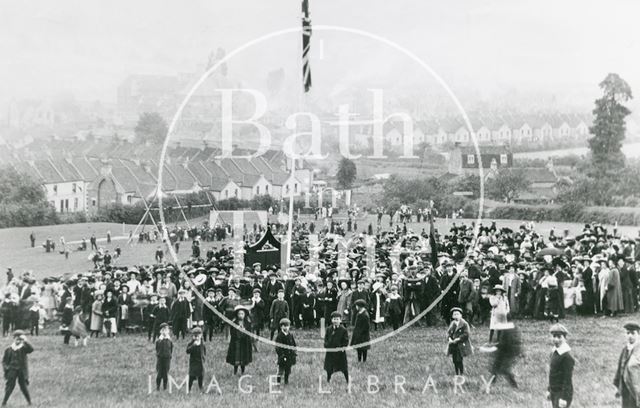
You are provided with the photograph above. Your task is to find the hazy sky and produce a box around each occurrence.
[1,0,639,111]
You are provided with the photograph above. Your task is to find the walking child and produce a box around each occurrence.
[323,311,350,385]
[2,330,33,406]
[151,296,170,342]
[270,289,289,340]
[547,324,574,408]
[186,327,206,392]
[155,323,173,391]
[226,305,253,375]
[274,318,297,385]
[350,299,371,363]
[144,295,158,342]
[446,307,472,375]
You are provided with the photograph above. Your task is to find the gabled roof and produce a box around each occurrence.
[210,177,237,192]
[457,145,511,155]
[439,117,465,133]
[219,159,244,183]
[71,158,99,181]
[200,161,228,179]
[165,163,197,191]
[232,158,261,175]
[11,161,43,183]
[250,157,275,174]
[51,159,83,182]
[31,160,65,183]
[187,161,213,188]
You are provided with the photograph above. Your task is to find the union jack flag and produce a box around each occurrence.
[301,0,312,93]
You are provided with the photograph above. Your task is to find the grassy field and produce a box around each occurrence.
[0,215,638,280]
[10,314,626,407]
[0,216,637,406]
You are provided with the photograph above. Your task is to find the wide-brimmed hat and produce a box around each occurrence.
[234,305,249,314]
[354,299,367,308]
[192,274,207,286]
[493,284,506,293]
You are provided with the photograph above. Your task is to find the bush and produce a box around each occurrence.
[486,204,640,226]
[0,202,60,228]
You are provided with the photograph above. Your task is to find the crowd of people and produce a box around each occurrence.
[3,212,640,406]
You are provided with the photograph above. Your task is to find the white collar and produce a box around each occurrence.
[554,342,571,355]
[10,343,23,351]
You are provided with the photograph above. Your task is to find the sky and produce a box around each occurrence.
[1,0,639,112]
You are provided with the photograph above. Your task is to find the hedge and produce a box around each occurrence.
[486,202,640,226]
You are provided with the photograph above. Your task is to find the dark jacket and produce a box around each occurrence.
[323,324,349,374]
[548,346,574,402]
[350,309,371,350]
[101,297,118,319]
[269,299,289,330]
[156,338,173,359]
[226,319,253,366]
[170,298,190,323]
[3,342,34,379]
[186,340,206,376]
[275,330,297,367]
[447,318,472,357]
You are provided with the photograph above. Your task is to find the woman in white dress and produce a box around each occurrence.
[489,285,510,343]
[40,278,57,320]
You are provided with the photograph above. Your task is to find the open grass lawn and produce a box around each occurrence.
[1,215,638,280]
[8,314,626,407]
[0,216,637,406]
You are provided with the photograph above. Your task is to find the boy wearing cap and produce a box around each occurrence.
[151,297,170,342]
[385,285,403,331]
[155,323,173,391]
[250,289,265,349]
[275,318,297,385]
[144,295,158,342]
[614,322,640,408]
[547,324,574,408]
[171,289,190,340]
[202,289,217,342]
[324,311,350,384]
[350,280,369,326]
[2,330,33,406]
[270,289,289,340]
[447,307,472,375]
[186,327,206,392]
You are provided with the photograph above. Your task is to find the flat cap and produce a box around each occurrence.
[624,322,640,332]
[549,323,569,336]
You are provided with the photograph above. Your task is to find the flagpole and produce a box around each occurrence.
[287,0,312,269]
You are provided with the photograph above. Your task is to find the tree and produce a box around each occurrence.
[134,112,168,144]
[486,168,530,203]
[0,168,47,204]
[448,174,481,198]
[588,73,632,177]
[336,158,357,190]
[0,168,58,227]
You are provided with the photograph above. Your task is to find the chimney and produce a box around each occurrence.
[99,159,112,177]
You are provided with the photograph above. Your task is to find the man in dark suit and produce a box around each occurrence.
[547,324,574,408]
[614,322,640,408]
[170,289,190,339]
[324,311,349,384]
[2,330,33,406]
[458,270,475,321]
